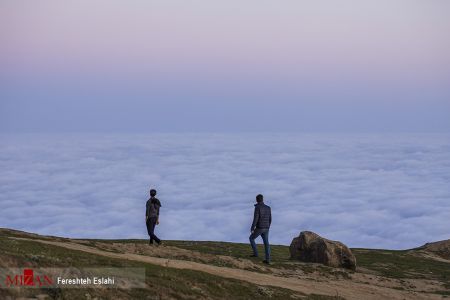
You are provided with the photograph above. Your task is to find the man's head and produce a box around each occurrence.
[150,189,157,197]
[256,194,264,203]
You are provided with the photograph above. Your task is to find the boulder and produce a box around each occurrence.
[289,231,356,270]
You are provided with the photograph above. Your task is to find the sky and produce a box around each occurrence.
[1,0,450,132]
[0,133,449,249]
[0,2,449,249]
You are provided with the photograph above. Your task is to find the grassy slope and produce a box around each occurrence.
[353,248,450,281]
[92,238,450,283]
[162,241,450,295]
[0,231,341,300]
[2,228,450,298]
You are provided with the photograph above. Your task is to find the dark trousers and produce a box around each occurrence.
[249,228,270,262]
[146,217,161,244]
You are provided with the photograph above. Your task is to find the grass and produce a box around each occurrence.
[2,228,450,298]
[6,227,449,282]
[0,235,314,300]
[157,240,354,278]
[89,238,336,274]
[352,248,450,282]
[161,240,450,282]
[166,240,291,265]
[78,238,450,285]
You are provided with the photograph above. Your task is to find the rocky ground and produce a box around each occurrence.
[0,228,449,299]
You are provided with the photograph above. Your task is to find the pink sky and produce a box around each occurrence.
[1,1,449,132]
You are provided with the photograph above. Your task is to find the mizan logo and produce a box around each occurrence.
[4,269,53,287]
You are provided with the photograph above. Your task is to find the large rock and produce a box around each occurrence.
[289,231,356,270]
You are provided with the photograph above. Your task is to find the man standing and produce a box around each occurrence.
[146,189,162,245]
[249,194,271,264]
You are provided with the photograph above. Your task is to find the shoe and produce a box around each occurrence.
[249,254,258,258]
[262,260,271,265]
[157,241,163,246]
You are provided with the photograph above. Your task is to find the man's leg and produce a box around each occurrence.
[146,219,153,244]
[249,229,261,257]
[149,217,161,244]
[261,230,271,263]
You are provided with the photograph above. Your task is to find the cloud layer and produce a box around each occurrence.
[0,133,449,249]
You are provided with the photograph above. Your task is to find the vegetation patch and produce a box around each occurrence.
[0,235,302,299]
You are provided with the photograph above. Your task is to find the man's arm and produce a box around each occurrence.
[145,201,148,221]
[156,199,161,224]
[251,206,259,232]
[269,207,272,226]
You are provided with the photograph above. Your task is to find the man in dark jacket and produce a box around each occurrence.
[146,189,162,245]
[249,194,271,264]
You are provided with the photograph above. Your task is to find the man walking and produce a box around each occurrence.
[146,188,162,245]
[249,194,271,264]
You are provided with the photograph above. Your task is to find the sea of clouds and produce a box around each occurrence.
[0,133,449,249]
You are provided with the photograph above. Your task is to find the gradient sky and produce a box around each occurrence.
[1,0,450,132]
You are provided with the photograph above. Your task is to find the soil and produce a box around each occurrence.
[11,237,446,300]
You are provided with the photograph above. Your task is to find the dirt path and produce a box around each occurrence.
[14,238,441,300]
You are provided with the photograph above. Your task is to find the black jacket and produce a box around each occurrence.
[146,197,161,219]
[251,202,271,231]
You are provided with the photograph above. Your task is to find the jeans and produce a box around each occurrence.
[249,228,270,262]
[146,217,161,244]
